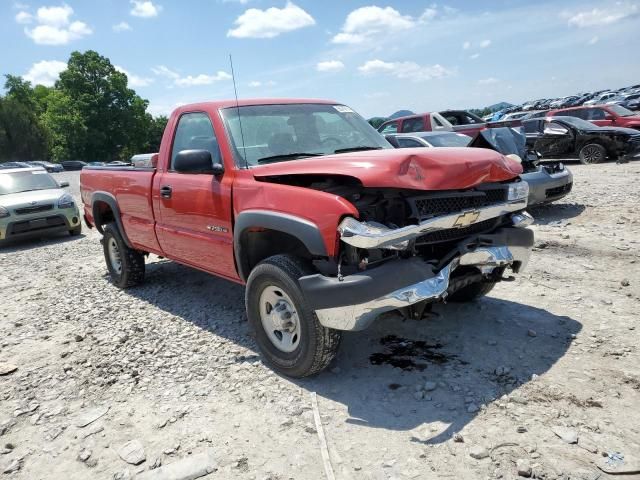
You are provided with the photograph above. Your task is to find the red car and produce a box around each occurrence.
[548,104,640,130]
[80,99,533,377]
[378,111,486,137]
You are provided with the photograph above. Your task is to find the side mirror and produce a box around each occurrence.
[150,153,159,169]
[385,135,400,148]
[174,149,224,175]
[604,114,615,121]
[59,181,70,188]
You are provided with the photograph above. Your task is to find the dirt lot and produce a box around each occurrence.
[1,162,639,480]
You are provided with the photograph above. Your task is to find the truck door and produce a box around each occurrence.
[155,111,237,278]
[534,120,575,157]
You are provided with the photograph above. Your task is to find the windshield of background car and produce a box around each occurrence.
[0,170,58,195]
[221,103,391,166]
[607,104,635,117]
[421,133,471,147]
[550,116,597,130]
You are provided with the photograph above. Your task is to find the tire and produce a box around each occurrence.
[579,143,606,165]
[447,281,497,302]
[102,223,145,288]
[69,225,82,236]
[245,254,341,378]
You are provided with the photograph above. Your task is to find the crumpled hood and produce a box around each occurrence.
[0,188,66,208]
[252,148,522,190]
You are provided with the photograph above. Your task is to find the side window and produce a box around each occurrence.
[397,138,424,148]
[586,108,606,120]
[401,117,425,133]
[443,114,459,125]
[544,121,569,135]
[571,109,587,119]
[170,112,221,170]
[379,121,398,134]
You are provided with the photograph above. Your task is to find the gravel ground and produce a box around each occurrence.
[1,163,639,480]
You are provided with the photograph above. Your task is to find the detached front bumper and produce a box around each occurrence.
[522,164,573,206]
[299,226,534,331]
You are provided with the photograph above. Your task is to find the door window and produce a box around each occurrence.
[397,138,424,148]
[170,112,221,170]
[401,117,426,133]
[379,121,399,134]
[585,108,606,120]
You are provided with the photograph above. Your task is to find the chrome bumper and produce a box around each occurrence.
[338,199,528,250]
[309,242,532,331]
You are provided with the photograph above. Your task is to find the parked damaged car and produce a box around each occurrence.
[387,129,573,206]
[523,117,640,164]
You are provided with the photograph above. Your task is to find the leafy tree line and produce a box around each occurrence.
[0,50,167,163]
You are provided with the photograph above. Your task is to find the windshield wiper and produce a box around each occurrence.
[256,152,324,164]
[333,146,383,154]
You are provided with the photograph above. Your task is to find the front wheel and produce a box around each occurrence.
[579,143,606,165]
[246,255,341,378]
[102,223,145,288]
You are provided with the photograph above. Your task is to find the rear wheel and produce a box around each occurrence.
[246,254,341,378]
[579,143,606,165]
[102,223,145,288]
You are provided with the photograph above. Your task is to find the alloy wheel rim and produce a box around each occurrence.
[108,238,122,275]
[259,285,301,353]
[583,145,601,164]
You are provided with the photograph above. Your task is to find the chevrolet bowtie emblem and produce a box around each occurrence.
[453,210,481,228]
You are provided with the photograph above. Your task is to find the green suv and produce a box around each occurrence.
[0,167,81,245]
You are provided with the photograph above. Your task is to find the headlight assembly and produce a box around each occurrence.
[507,182,529,202]
[58,193,75,209]
[0,206,9,218]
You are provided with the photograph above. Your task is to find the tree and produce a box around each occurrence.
[368,117,388,129]
[57,50,152,161]
[40,90,86,161]
[0,76,50,161]
[146,115,168,153]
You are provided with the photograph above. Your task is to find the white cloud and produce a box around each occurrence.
[174,72,232,87]
[115,65,153,88]
[478,77,499,85]
[113,21,132,32]
[566,4,638,27]
[23,60,67,87]
[332,6,414,44]
[462,41,471,50]
[36,4,73,26]
[248,80,276,87]
[227,2,315,39]
[20,4,92,45]
[248,81,262,87]
[316,60,345,72]
[152,65,180,80]
[358,59,453,82]
[588,35,599,45]
[419,7,437,23]
[479,39,491,48]
[15,11,32,24]
[130,0,162,18]
[470,53,480,59]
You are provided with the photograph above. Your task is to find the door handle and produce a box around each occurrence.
[160,185,172,198]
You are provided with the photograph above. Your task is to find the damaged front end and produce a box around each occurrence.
[298,179,534,331]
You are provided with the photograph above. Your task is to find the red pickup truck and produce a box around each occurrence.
[377,111,486,137]
[80,99,534,377]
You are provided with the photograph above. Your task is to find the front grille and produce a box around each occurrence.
[15,204,54,215]
[545,183,572,198]
[409,188,508,220]
[415,217,502,244]
[9,215,66,235]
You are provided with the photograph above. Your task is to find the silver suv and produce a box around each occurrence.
[0,167,81,245]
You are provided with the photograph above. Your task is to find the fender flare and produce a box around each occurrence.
[234,210,328,281]
[91,192,133,248]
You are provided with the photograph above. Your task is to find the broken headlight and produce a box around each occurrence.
[507,182,529,202]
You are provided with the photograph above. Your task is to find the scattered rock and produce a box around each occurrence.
[469,445,489,460]
[466,403,479,413]
[76,406,110,428]
[424,381,437,392]
[621,279,630,287]
[527,329,537,337]
[135,449,217,480]
[118,439,146,465]
[77,448,92,463]
[551,426,578,444]
[494,366,511,376]
[516,458,532,478]
[0,363,18,376]
[2,458,21,474]
[517,426,527,434]
[453,433,464,443]
[577,436,598,454]
[0,419,15,437]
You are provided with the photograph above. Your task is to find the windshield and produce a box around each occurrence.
[0,170,59,195]
[607,104,635,117]
[420,133,471,147]
[220,103,391,166]
[551,116,599,130]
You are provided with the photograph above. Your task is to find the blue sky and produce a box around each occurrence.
[2,0,640,118]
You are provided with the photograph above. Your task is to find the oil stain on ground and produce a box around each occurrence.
[370,335,455,371]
